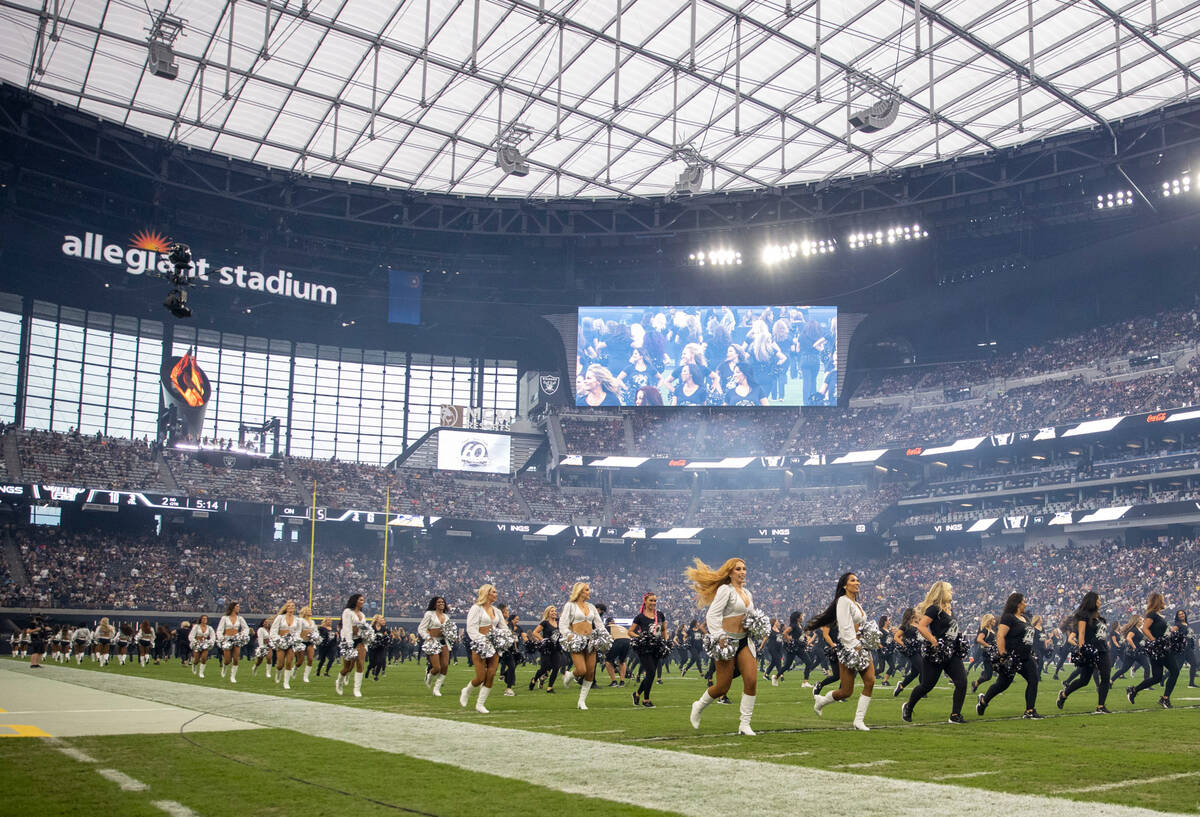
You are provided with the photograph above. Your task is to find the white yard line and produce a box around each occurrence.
[756,751,812,759]
[152,801,201,817]
[1055,772,1200,794]
[932,771,998,781]
[845,760,897,769]
[95,768,148,791]
[44,737,97,763]
[18,664,1197,817]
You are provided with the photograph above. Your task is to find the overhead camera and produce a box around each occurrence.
[163,242,193,319]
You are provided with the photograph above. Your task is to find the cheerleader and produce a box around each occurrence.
[297,606,320,683]
[188,614,215,678]
[1057,591,1113,714]
[811,623,841,697]
[335,593,370,698]
[216,602,251,684]
[271,601,304,690]
[558,582,607,711]
[685,557,762,736]
[900,581,968,724]
[48,626,66,663]
[528,606,562,692]
[970,614,997,694]
[811,572,875,730]
[628,592,668,708]
[500,611,522,696]
[459,584,511,713]
[1126,592,1181,708]
[763,618,785,686]
[366,615,391,681]
[131,621,152,666]
[93,618,115,667]
[252,617,274,677]
[1177,611,1197,687]
[71,622,92,665]
[316,618,337,677]
[602,616,630,687]
[115,623,133,665]
[1110,614,1150,685]
[976,593,1043,719]
[418,596,453,697]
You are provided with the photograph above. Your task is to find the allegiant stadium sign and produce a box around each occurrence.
[61,228,338,306]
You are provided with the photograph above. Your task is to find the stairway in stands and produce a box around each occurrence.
[2,431,20,481]
[2,533,29,589]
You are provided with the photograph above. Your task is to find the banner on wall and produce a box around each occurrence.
[436,429,511,474]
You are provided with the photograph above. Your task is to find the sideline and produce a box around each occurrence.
[6,664,1195,817]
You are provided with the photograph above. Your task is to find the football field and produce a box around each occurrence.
[1,656,1197,817]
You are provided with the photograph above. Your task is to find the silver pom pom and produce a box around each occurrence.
[702,633,739,662]
[254,643,271,659]
[421,637,444,656]
[338,640,360,661]
[471,636,497,659]
[194,637,215,652]
[562,632,591,654]
[744,609,771,643]
[837,644,872,672]
[857,621,883,651]
[489,628,517,653]
[589,627,614,654]
[443,626,460,646]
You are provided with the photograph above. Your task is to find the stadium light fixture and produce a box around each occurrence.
[688,249,741,267]
[1161,174,1193,198]
[760,238,836,265]
[1095,190,1133,209]
[672,146,708,196]
[846,223,927,249]
[146,9,184,80]
[495,123,532,177]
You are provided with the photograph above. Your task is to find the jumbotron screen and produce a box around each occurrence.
[576,306,837,407]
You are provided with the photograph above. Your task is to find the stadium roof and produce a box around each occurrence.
[1,0,1198,201]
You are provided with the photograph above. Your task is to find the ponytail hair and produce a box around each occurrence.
[805,572,855,632]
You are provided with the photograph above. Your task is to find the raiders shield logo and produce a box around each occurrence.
[540,374,560,395]
[222,455,236,468]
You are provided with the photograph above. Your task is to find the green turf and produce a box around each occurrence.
[0,726,680,817]
[6,655,1200,813]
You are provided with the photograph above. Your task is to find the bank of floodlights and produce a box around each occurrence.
[688,248,741,267]
[1161,174,1193,198]
[761,238,837,265]
[1095,190,1133,209]
[846,223,927,249]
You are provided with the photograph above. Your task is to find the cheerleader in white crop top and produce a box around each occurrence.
[418,596,453,696]
[71,625,92,665]
[336,593,369,698]
[217,601,250,684]
[252,617,275,679]
[459,584,509,714]
[271,600,302,690]
[685,558,760,735]
[558,582,606,710]
[188,614,215,678]
[93,618,115,667]
[297,605,320,684]
[810,572,875,731]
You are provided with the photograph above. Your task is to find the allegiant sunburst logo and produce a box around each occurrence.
[129,229,172,253]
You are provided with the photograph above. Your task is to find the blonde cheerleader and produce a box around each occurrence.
[297,606,321,683]
[93,618,116,667]
[459,584,512,714]
[188,614,216,678]
[271,600,303,690]
[558,582,608,711]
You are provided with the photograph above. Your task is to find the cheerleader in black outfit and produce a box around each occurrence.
[679,620,705,677]
[970,614,997,694]
[367,615,390,681]
[900,581,969,724]
[528,606,562,692]
[1110,614,1149,685]
[811,572,875,731]
[1126,593,1181,708]
[1056,591,1113,714]
[629,592,668,708]
[874,615,894,686]
[891,607,922,697]
[1176,611,1197,687]
[780,611,805,682]
[976,593,1043,719]
[764,618,785,686]
[811,624,841,696]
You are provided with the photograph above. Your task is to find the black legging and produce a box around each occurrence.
[1131,654,1182,699]
[765,644,784,678]
[906,656,968,716]
[366,646,387,679]
[636,651,659,700]
[981,653,1039,711]
[501,648,519,688]
[1110,650,1150,684]
[1063,650,1112,706]
[972,650,994,689]
[531,650,562,688]
[680,646,705,674]
[813,653,841,694]
[896,652,922,689]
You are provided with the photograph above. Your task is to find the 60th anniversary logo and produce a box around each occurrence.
[62,228,338,306]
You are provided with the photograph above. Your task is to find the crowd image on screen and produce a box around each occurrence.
[576,306,837,408]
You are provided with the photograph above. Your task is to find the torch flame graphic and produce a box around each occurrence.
[170,349,207,408]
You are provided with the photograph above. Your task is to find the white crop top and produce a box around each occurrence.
[558,601,605,638]
[705,584,754,640]
[836,595,866,651]
[466,604,507,642]
[418,611,448,639]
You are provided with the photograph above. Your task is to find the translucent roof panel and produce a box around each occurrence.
[1,0,1197,200]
